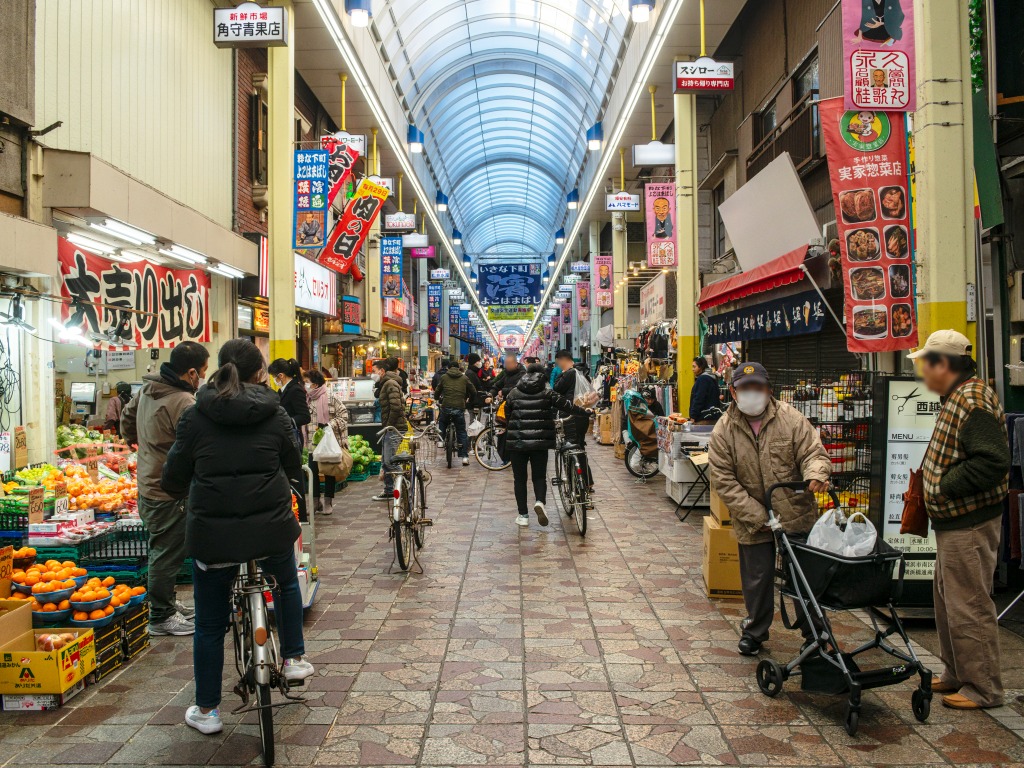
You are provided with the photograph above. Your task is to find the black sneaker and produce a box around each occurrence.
[737,636,762,656]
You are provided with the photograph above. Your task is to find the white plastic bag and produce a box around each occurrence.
[467,418,484,437]
[312,427,343,463]
[841,511,877,557]
[573,371,600,408]
[807,509,847,554]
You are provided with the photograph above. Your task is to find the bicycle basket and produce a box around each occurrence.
[779,537,904,609]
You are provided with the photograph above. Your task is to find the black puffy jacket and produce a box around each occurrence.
[490,365,525,400]
[505,370,588,452]
[161,384,302,565]
[278,378,311,429]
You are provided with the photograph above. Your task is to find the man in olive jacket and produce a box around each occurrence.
[434,360,477,465]
[708,362,831,656]
[372,359,409,502]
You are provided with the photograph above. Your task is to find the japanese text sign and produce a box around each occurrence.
[214,2,287,48]
[706,289,826,344]
[427,283,442,326]
[380,237,403,298]
[645,184,677,268]
[593,254,613,308]
[319,136,360,210]
[410,246,434,259]
[449,305,461,339]
[640,273,667,326]
[342,295,361,333]
[842,0,915,111]
[319,177,390,280]
[293,149,328,251]
[576,280,590,323]
[58,238,211,349]
[674,57,735,92]
[821,98,917,353]
[477,263,542,306]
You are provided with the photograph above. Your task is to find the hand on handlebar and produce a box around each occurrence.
[807,480,830,494]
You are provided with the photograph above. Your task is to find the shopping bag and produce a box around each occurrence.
[841,511,877,557]
[467,418,485,438]
[312,427,343,463]
[807,509,847,554]
[573,371,600,408]
[495,401,507,424]
[900,466,929,538]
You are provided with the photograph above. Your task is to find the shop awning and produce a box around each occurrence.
[697,246,808,311]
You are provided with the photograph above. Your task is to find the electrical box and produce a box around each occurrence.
[1011,272,1024,323]
[1010,335,1024,386]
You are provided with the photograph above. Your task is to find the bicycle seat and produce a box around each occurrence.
[393,452,415,463]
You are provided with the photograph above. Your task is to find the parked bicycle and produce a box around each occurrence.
[473,401,511,471]
[379,424,437,572]
[622,389,660,480]
[551,415,592,536]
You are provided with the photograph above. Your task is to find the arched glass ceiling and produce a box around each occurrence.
[373,0,631,260]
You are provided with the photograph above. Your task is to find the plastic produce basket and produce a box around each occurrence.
[367,460,382,476]
[346,470,370,483]
[80,524,147,562]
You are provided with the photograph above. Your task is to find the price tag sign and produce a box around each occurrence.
[53,482,69,517]
[27,487,45,525]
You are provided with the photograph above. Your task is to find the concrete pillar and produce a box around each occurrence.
[913,0,975,343]
[675,91,700,416]
[589,221,602,373]
[416,257,428,371]
[267,0,295,362]
[612,211,628,343]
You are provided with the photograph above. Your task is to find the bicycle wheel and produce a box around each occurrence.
[413,472,428,549]
[571,459,588,536]
[625,443,659,479]
[474,427,511,470]
[555,453,573,516]
[393,486,413,570]
[256,682,275,767]
[445,425,454,468]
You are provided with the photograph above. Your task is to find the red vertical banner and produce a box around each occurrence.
[319,137,360,210]
[821,98,917,353]
[318,178,390,280]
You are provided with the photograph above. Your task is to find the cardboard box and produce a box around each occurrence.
[702,516,743,599]
[2,678,85,711]
[710,489,731,526]
[613,443,626,460]
[0,602,96,694]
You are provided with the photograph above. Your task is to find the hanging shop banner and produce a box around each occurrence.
[477,263,542,306]
[570,261,590,274]
[427,283,442,327]
[319,136,360,210]
[319,177,390,279]
[640,273,667,325]
[705,289,826,344]
[821,98,917,353]
[341,295,361,334]
[645,183,677,267]
[293,149,329,250]
[487,305,534,322]
[383,281,414,330]
[561,303,572,327]
[459,309,469,339]
[430,268,450,281]
[606,191,641,211]
[294,254,338,317]
[551,312,560,338]
[576,280,590,323]
[384,212,416,231]
[380,237,403,298]
[449,305,461,339]
[409,246,434,259]
[593,254,613,308]
[58,238,210,348]
[214,3,287,48]
[674,57,735,92]
[842,0,916,112]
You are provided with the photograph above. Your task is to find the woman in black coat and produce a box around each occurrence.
[504,364,590,528]
[162,339,313,735]
[269,357,311,445]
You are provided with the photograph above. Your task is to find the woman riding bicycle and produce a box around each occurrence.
[162,339,315,736]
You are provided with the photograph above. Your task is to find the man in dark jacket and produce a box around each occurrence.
[689,357,721,422]
[373,359,409,501]
[552,350,591,446]
[489,353,525,401]
[431,360,449,391]
[505,364,591,527]
[122,342,209,636]
[434,361,477,465]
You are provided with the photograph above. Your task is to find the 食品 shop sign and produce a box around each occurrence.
[214,2,287,47]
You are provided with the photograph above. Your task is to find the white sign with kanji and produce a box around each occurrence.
[674,57,734,92]
[214,3,287,48]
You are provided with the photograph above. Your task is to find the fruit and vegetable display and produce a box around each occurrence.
[347,435,381,475]
[36,632,80,651]
[6,464,138,514]
[9,559,147,625]
[56,425,112,457]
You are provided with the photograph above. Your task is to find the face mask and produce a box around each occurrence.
[274,376,285,389]
[735,390,769,417]
[370,373,380,383]
[304,383,312,391]
[475,361,483,368]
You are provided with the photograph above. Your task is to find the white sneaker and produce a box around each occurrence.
[371,492,390,502]
[462,457,470,466]
[175,601,195,619]
[516,514,530,527]
[283,657,315,683]
[185,705,223,735]
[534,501,549,527]
[149,612,195,636]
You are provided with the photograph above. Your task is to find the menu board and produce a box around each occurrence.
[821,98,918,353]
[880,378,939,580]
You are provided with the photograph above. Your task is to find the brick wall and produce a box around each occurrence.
[235,48,268,238]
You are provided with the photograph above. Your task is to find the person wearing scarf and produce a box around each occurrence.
[305,369,349,514]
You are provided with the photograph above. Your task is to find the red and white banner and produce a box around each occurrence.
[58,237,210,349]
[645,183,677,268]
[821,98,917,353]
[593,253,613,308]
[842,0,916,112]
[319,178,390,280]
[319,137,360,210]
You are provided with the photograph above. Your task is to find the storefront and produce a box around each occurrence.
[320,295,366,377]
[382,280,416,369]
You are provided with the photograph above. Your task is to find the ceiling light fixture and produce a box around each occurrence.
[566,190,579,210]
[629,0,654,23]
[554,230,565,246]
[586,122,604,151]
[435,191,449,212]
[67,233,116,255]
[452,229,462,246]
[344,0,371,28]
[407,125,425,154]
[158,244,208,265]
[210,263,246,279]
[87,218,156,246]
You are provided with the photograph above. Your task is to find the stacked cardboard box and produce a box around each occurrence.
[710,489,731,526]
[702,517,742,599]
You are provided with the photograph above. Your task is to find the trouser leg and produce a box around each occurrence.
[259,550,306,659]
[510,451,529,514]
[529,450,548,504]
[382,432,401,494]
[309,459,322,500]
[933,516,1004,706]
[138,496,188,624]
[453,408,469,457]
[737,540,776,643]
[192,563,236,709]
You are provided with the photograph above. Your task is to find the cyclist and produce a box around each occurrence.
[552,350,595,490]
[372,357,409,502]
[162,339,314,736]
[505,364,591,528]
[433,359,476,466]
[488,353,526,402]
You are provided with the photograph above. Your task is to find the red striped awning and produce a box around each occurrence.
[697,246,808,311]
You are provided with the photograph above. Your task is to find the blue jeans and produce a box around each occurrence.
[381,431,403,494]
[192,550,305,709]
[438,407,469,457]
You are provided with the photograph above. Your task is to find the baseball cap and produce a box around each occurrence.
[906,330,972,360]
[732,362,770,387]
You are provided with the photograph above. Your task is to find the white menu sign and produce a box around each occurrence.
[882,379,939,580]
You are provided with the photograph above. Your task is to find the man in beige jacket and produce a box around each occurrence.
[708,362,831,656]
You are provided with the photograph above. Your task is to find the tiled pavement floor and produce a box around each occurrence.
[4,443,1024,766]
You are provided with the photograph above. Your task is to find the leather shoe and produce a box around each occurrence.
[931,676,959,693]
[737,636,762,656]
[941,693,983,710]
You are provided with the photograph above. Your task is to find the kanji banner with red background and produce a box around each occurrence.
[593,253,613,308]
[319,137,360,210]
[58,238,210,348]
[842,0,916,112]
[821,98,917,353]
[318,178,390,280]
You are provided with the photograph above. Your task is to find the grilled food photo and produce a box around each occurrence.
[850,267,885,301]
[891,304,913,337]
[853,307,888,338]
[880,186,906,219]
[847,229,880,261]
[885,225,909,258]
[839,189,876,223]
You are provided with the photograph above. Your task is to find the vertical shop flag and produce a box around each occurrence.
[459,309,469,339]
[319,136,360,209]
[551,311,561,338]
[293,149,329,250]
[645,183,677,267]
[427,283,442,326]
[562,303,572,327]
[319,177,390,280]
[449,305,460,339]
[380,237,403,298]
[576,280,590,323]
[842,0,915,112]
[821,98,917,353]
[593,253,613,308]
